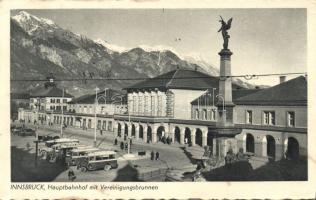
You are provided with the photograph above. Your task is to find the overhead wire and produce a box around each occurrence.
[10,72,307,82]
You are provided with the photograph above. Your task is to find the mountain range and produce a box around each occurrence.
[10,11,258,97]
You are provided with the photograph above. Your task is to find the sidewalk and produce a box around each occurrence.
[26,122,187,152]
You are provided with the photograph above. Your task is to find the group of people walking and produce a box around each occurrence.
[150,150,159,161]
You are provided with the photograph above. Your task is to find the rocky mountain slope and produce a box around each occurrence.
[10,11,256,97]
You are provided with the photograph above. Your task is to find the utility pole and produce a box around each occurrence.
[61,88,64,137]
[94,87,99,147]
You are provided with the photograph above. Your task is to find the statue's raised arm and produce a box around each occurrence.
[218,16,233,50]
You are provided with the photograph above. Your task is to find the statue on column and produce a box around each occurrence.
[218,16,233,50]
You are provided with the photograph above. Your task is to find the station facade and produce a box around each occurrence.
[17,69,307,162]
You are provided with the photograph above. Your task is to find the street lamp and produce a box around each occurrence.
[94,87,108,147]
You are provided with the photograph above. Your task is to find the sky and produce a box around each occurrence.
[11,9,307,86]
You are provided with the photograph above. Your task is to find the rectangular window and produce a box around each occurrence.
[63,99,67,103]
[144,96,149,114]
[211,109,216,120]
[102,121,107,130]
[203,109,207,120]
[108,121,112,130]
[133,96,137,113]
[88,119,92,128]
[138,96,143,115]
[151,96,155,116]
[97,120,101,129]
[157,96,162,116]
[56,99,60,103]
[246,110,252,124]
[63,106,67,111]
[287,111,295,127]
[263,111,275,125]
[195,109,200,119]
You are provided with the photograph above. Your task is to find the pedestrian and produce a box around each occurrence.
[114,138,118,145]
[68,169,76,181]
[155,151,160,160]
[162,136,166,144]
[184,137,188,144]
[166,137,170,145]
[120,142,124,150]
[100,129,103,135]
[26,142,30,150]
[150,151,155,161]
[125,142,128,151]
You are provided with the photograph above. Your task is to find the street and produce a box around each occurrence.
[11,123,196,182]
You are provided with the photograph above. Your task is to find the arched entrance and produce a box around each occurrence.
[184,128,191,145]
[157,126,165,142]
[266,135,276,160]
[124,124,128,136]
[174,127,181,143]
[139,125,143,139]
[287,137,299,160]
[207,132,214,147]
[195,129,203,147]
[246,134,255,153]
[117,123,121,137]
[147,126,152,143]
[131,124,136,137]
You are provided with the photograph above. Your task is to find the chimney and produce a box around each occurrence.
[279,76,286,84]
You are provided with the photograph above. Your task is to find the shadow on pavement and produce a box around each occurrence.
[202,158,307,181]
[11,146,68,182]
[112,163,142,182]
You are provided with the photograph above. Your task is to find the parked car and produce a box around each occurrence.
[77,151,118,172]
[18,128,36,136]
[11,126,23,135]
[38,138,80,160]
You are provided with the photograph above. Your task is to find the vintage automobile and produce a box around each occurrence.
[38,138,80,160]
[45,142,81,163]
[18,128,36,136]
[77,151,118,172]
[65,147,100,166]
[11,126,23,135]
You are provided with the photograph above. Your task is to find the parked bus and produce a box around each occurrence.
[77,151,118,172]
[66,147,100,166]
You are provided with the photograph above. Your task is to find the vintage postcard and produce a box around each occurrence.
[0,0,316,199]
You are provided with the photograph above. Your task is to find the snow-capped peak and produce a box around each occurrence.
[137,44,184,59]
[12,11,57,35]
[94,38,129,53]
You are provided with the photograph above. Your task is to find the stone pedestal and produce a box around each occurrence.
[217,49,235,127]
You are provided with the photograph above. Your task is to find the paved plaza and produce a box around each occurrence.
[11,122,197,182]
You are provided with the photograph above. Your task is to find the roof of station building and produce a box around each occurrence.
[124,69,243,91]
[30,86,73,98]
[191,88,262,105]
[234,76,307,106]
[69,88,127,104]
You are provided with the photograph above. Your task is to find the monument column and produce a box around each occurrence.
[217,49,235,127]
